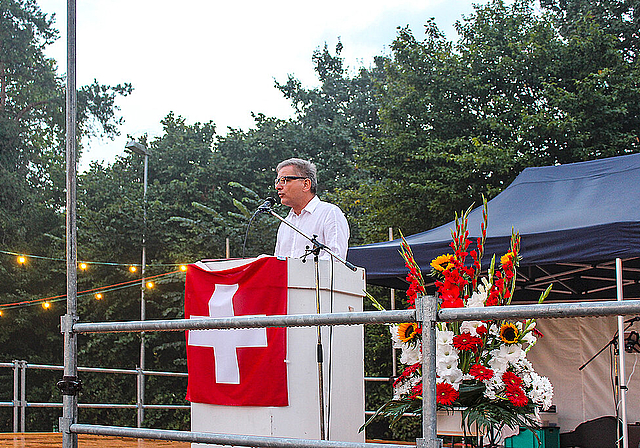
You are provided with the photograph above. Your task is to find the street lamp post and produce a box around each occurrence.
[126,140,150,428]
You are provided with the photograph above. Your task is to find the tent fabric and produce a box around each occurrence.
[347,153,640,290]
[528,317,640,432]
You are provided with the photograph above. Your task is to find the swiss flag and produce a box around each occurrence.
[185,256,288,406]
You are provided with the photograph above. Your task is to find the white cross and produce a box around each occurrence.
[188,283,267,384]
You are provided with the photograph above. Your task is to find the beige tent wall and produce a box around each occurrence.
[529,316,640,433]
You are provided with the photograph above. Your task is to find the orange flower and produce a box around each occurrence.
[431,254,455,272]
[398,323,420,343]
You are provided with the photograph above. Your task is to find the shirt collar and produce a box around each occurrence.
[290,195,319,217]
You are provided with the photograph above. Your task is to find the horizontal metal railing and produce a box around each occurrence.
[64,298,640,448]
[72,423,410,448]
[72,299,640,335]
[0,361,189,432]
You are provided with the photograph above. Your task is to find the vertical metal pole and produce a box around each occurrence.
[138,152,148,428]
[417,295,442,448]
[389,227,397,378]
[226,237,230,259]
[314,256,326,440]
[616,258,629,448]
[63,0,78,446]
[20,361,26,432]
[13,360,19,433]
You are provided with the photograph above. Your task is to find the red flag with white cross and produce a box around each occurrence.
[185,257,288,406]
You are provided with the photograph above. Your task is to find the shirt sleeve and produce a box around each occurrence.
[322,206,350,259]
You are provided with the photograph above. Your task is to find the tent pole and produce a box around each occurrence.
[616,258,629,448]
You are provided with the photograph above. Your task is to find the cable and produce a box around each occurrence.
[0,270,181,310]
[1,248,189,268]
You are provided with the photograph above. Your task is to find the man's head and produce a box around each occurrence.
[275,158,317,214]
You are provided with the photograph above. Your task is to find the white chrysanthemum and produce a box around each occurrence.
[483,375,504,400]
[392,371,422,400]
[393,380,411,400]
[460,320,484,336]
[529,372,554,410]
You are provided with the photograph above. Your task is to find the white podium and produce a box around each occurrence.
[191,257,366,446]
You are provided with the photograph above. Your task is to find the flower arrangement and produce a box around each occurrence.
[369,199,553,443]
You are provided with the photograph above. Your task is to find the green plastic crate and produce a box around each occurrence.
[504,427,560,448]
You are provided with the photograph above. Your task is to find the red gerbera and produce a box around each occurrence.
[452,333,483,351]
[469,364,494,381]
[505,385,529,407]
[475,325,488,336]
[502,371,523,387]
[436,382,459,405]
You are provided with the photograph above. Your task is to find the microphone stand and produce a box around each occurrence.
[579,321,635,371]
[259,203,357,440]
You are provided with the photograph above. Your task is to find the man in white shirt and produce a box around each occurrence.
[273,158,350,260]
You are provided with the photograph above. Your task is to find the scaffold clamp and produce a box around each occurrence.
[57,376,82,396]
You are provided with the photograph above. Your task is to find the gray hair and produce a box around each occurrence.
[276,158,317,193]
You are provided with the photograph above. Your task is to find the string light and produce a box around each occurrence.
[0,310,3,317]
[0,270,180,314]
[95,293,103,300]
[79,262,88,271]
[146,281,155,289]
[3,249,192,274]
[42,301,51,310]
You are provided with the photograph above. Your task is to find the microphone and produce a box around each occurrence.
[257,197,276,212]
[242,198,276,258]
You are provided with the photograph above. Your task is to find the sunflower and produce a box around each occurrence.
[397,323,420,343]
[431,254,455,272]
[500,251,515,265]
[499,322,519,344]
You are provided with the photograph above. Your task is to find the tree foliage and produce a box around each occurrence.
[1,0,639,437]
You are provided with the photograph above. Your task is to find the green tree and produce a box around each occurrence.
[0,0,131,431]
[353,0,639,243]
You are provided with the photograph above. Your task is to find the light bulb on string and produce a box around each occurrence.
[146,281,155,289]
[79,262,88,271]
[17,255,27,265]
[129,266,138,273]
[95,293,103,300]
[42,301,51,310]
[179,265,188,272]
[0,310,3,317]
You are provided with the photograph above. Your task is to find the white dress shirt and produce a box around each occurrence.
[274,196,350,260]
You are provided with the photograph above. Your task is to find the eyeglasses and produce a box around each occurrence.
[274,176,307,186]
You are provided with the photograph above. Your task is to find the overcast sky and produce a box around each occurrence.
[36,0,481,171]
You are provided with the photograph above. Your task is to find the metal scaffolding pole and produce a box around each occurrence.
[62,0,79,446]
[417,295,441,448]
[616,258,629,448]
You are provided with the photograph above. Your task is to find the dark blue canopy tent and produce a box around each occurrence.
[347,153,640,301]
